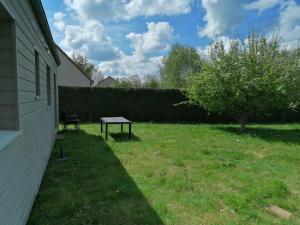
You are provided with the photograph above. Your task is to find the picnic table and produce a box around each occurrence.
[100,117,132,140]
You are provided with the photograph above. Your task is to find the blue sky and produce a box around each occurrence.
[42,0,300,78]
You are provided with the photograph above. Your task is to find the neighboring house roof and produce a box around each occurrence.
[56,44,93,84]
[29,0,60,65]
[95,76,118,87]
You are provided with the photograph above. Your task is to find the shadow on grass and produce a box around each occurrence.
[217,126,300,144]
[110,132,141,142]
[27,130,163,225]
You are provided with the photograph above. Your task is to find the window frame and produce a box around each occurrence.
[0,2,19,131]
[46,65,51,106]
[34,49,40,97]
[0,2,20,148]
[53,73,58,127]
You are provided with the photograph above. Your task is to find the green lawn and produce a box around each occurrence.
[27,123,300,225]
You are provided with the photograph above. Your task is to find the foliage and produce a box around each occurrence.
[185,32,300,130]
[58,86,299,123]
[145,76,160,88]
[59,87,212,122]
[115,75,142,88]
[71,53,96,79]
[160,44,203,89]
[28,123,300,225]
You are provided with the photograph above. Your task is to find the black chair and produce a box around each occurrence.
[60,111,80,131]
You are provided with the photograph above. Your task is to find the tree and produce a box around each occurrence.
[115,75,142,88]
[185,32,300,131]
[160,44,203,89]
[145,76,160,88]
[146,78,160,88]
[71,53,95,79]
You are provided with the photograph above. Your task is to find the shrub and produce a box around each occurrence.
[59,87,299,123]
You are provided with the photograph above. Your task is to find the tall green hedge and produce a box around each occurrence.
[59,86,299,123]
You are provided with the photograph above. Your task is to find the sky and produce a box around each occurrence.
[41,0,300,78]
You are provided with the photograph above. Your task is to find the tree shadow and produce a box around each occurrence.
[217,126,300,145]
[27,130,164,225]
[110,132,141,142]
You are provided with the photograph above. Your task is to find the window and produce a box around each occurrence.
[35,50,40,96]
[53,73,58,126]
[0,3,19,131]
[46,66,51,106]
[0,2,20,147]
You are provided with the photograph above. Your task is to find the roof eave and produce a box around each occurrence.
[29,0,61,65]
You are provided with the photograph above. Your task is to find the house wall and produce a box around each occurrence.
[96,77,117,87]
[57,49,91,87]
[0,1,58,225]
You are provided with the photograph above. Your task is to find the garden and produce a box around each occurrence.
[28,32,300,225]
[28,123,300,225]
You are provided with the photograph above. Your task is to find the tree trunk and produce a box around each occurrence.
[240,120,246,132]
[237,116,247,133]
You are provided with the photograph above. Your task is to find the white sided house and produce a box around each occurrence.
[0,0,60,224]
[95,76,118,88]
[57,45,93,87]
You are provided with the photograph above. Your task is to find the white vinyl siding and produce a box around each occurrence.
[0,1,59,225]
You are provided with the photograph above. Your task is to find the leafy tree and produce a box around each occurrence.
[71,53,95,79]
[145,76,160,88]
[160,44,203,89]
[185,33,300,131]
[115,75,142,88]
[146,78,160,88]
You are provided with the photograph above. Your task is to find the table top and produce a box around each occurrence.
[100,117,131,124]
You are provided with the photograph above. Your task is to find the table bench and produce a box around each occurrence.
[100,117,132,140]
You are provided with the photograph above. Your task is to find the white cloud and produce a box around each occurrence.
[99,53,163,76]
[55,0,179,77]
[58,20,173,76]
[277,0,300,48]
[125,0,192,18]
[245,0,281,13]
[98,22,174,76]
[126,22,174,55]
[53,12,66,31]
[64,0,192,22]
[198,0,299,51]
[59,20,121,61]
[197,36,239,56]
[243,0,300,48]
[199,0,245,38]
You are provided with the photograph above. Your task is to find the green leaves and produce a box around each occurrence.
[160,44,203,89]
[185,31,300,129]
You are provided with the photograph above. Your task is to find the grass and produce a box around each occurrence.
[27,123,300,225]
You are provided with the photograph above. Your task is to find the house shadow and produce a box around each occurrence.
[110,132,141,142]
[217,126,300,145]
[27,130,164,225]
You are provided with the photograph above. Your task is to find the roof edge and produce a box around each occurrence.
[29,0,61,65]
[56,44,93,83]
[96,76,117,86]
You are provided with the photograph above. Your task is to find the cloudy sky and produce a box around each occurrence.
[42,0,300,77]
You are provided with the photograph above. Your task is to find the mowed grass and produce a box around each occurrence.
[27,123,300,225]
